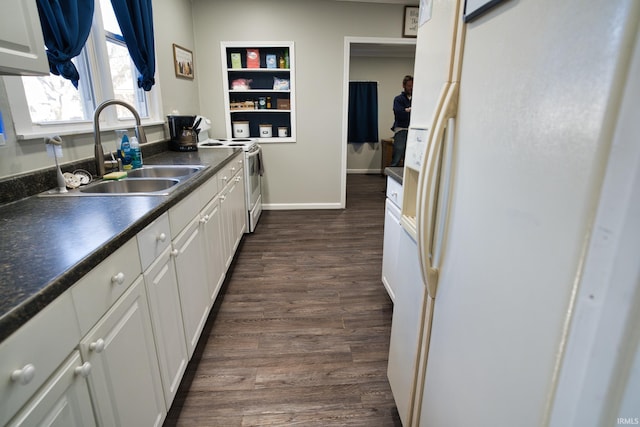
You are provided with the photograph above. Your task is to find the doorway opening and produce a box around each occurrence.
[341,37,416,207]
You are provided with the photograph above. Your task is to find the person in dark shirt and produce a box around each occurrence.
[390,75,413,166]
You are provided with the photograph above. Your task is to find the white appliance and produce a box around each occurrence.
[198,137,263,233]
[386,0,464,424]
[388,0,640,426]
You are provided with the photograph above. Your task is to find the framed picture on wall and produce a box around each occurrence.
[403,6,419,38]
[173,44,194,79]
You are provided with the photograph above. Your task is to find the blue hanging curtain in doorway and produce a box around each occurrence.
[110,0,156,91]
[35,0,95,88]
[348,81,379,143]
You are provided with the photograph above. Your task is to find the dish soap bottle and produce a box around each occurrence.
[130,136,143,169]
[120,134,132,170]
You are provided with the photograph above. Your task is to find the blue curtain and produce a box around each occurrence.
[35,0,94,88]
[110,0,156,91]
[348,81,379,143]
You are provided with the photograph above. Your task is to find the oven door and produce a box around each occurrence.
[245,145,263,232]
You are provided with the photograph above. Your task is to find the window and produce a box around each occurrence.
[22,52,94,123]
[7,0,159,137]
[100,0,148,119]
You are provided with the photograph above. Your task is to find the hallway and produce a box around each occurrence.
[165,174,401,426]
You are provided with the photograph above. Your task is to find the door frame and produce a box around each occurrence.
[341,36,416,207]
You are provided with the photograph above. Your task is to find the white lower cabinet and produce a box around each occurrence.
[79,277,165,427]
[139,213,189,409]
[382,176,404,303]
[230,169,247,245]
[172,213,210,358]
[201,196,225,304]
[219,163,245,268]
[7,351,95,427]
[0,293,81,426]
[382,199,402,302]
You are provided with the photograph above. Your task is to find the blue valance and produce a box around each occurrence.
[35,0,94,88]
[110,0,156,91]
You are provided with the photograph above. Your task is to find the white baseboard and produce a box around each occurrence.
[263,202,343,210]
[347,168,382,174]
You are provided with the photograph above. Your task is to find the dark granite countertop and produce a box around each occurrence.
[385,167,403,184]
[0,146,241,343]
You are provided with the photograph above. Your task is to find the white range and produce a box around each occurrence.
[198,137,263,233]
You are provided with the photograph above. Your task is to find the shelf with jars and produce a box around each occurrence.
[221,41,295,142]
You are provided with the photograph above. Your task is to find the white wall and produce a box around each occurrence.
[154,0,200,117]
[347,55,414,174]
[192,0,410,208]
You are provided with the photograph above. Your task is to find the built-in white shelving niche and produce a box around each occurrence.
[220,41,296,143]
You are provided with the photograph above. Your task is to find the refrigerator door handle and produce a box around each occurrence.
[417,84,459,298]
[433,117,456,269]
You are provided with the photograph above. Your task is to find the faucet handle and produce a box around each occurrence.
[104,159,119,172]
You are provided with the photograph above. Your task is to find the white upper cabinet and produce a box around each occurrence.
[0,0,49,75]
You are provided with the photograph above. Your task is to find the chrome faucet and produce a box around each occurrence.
[93,99,148,177]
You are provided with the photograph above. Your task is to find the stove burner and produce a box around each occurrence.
[200,142,224,146]
[227,143,246,146]
[231,139,253,142]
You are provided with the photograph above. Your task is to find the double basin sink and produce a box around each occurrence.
[40,165,208,196]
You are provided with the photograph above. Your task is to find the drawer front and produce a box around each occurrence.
[169,188,202,237]
[219,155,243,189]
[199,172,219,208]
[0,292,80,426]
[386,176,403,209]
[138,212,171,271]
[71,238,142,335]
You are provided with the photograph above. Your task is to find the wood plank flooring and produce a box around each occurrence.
[164,174,401,427]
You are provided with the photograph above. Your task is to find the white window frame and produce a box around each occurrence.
[3,1,163,140]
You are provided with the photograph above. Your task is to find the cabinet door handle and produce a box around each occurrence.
[170,249,179,257]
[157,233,167,242]
[235,177,241,182]
[74,362,92,378]
[222,176,228,182]
[200,214,210,224]
[220,195,226,201]
[231,167,236,172]
[11,364,36,385]
[89,338,105,353]
[111,272,125,285]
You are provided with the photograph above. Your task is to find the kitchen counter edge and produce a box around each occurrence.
[385,166,403,184]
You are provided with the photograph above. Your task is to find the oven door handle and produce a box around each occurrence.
[247,148,261,158]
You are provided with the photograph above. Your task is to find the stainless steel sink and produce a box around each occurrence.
[38,164,208,197]
[125,165,206,178]
[80,178,180,195]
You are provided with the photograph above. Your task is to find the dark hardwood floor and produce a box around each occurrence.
[164,174,401,427]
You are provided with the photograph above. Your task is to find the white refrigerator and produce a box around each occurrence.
[389,0,640,425]
[386,0,465,425]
